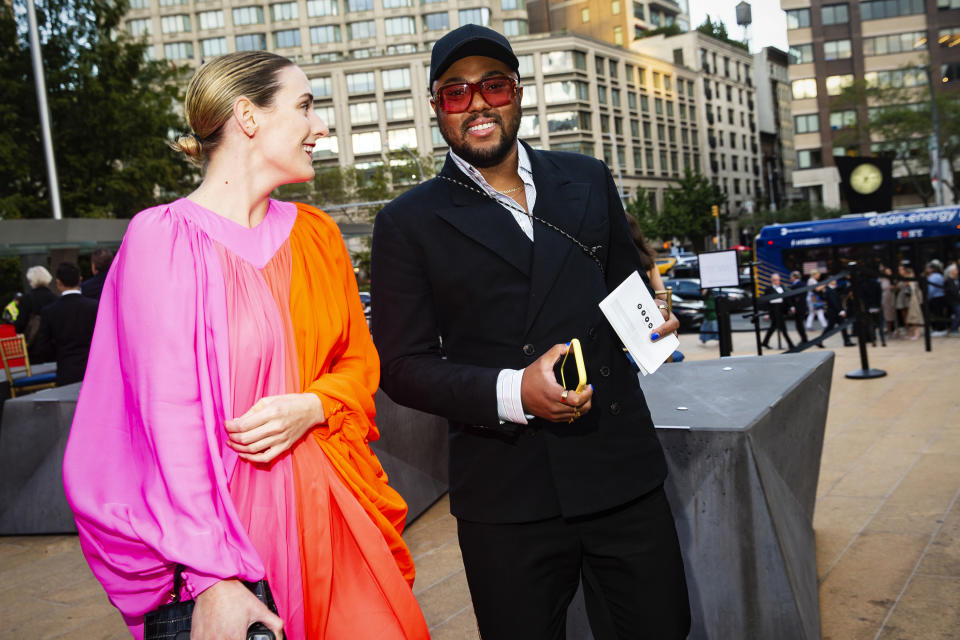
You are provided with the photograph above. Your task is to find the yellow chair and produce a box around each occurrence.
[1,334,57,398]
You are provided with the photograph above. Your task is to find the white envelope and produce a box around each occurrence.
[599,271,679,376]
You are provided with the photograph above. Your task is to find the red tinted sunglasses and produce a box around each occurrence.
[434,77,519,114]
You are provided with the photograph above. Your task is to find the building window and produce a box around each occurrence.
[824,39,852,60]
[546,110,590,133]
[861,0,924,20]
[940,0,960,7]
[307,0,338,16]
[504,19,528,36]
[200,37,227,57]
[820,4,849,25]
[630,119,640,138]
[627,92,637,109]
[543,80,589,103]
[348,20,376,39]
[163,41,194,59]
[314,106,335,128]
[130,0,150,8]
[423,12,449,31]
[383,0,413,6]
[864,68,927,89]
[352,131,382,155]
[311,76,333,97]
[431,125,444,146]
[519,114,539,137]
[863,31,928,56]
[160,15,190,34]
[346,71,375,93]
[347,0,373,11]
[235,33,266,50]
[232,6,264,25]
[655,97,663,115]
[349,101,378,124]
[789,44,814,64]
[791,78,817,99]
[385,97,414,120]
[271,2,298,21]
[829,110,857,129]
[797,149,822,169]
[458,8,490,26]
[541,50,587,73]
[611,88,621,107]
[273,29,301,48]
[197,10,223,29]
[611,0,620,14]
[640,94,649,112]
[581,7,589,22]
[387,128,418,151]
[127,18,151,36]
[598,85,607,104]
[310,25,341,44]
[517,54,534,76]
[158,0,186,5]
[502,0,525,9]
[384,16,415,36]
[521,85,537,107]
[613,25,623,45]
[312,136,338,158]
[785,8,810,29]
[382,68,411,91]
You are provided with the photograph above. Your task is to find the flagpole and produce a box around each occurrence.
[26,0,63,220]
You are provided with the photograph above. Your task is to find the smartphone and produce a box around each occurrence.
[247,622,276,640]
[554,338,587,393]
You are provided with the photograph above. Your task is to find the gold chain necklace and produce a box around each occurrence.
[493,184,524,195]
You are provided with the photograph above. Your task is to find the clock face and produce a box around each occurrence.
[850,163,884,195]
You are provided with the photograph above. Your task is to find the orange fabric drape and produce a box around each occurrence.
[287,203,426,638]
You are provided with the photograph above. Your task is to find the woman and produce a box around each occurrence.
[900,264,923,340]
[879,265,897,336]
[14,265,57,360]
[63,52,428,639]
[805,270,827,330]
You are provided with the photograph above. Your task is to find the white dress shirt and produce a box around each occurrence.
[449,145,536,424]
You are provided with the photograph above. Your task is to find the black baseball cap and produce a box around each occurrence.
[429,24,519,87]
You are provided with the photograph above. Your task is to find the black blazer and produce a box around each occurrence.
[81,272,107,301]
[790,280,808,315]
[34,292,99,386]
[371,144,667,524]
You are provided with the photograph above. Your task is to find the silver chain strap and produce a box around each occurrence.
[437,175,605,275]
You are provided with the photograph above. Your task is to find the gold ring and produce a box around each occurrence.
[560,389,569,404]
[573,408,581,419]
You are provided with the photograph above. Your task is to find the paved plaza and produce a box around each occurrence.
[2,328,958,639]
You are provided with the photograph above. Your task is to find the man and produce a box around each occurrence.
[81,248,113,302]
[34,262,98,385]
[761,273,794,350]
[371,25,690,639]
[818,278,854,347]
[788,271,808,344]
[925,260,947,335]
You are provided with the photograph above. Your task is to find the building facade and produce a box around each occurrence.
[753,46,798,213]
[633,30,762,242]
[780,0,960,209]
[526,0,689,46]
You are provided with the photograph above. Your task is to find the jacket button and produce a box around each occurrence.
[587,327,597,339]
[600,365,611,377]
[609,401,621,416]
[522,344,535,356]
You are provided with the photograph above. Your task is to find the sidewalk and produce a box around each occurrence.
[1,330,958,639]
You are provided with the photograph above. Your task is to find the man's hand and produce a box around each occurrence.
[191,578,283,640]
[521,344,593,423]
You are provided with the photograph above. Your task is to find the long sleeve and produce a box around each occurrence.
[63,208,264,637]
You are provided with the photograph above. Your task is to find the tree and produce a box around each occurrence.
[0,0,196,219]
[696,16,749,52]
[831,67,960,206]
[627,169,725,252]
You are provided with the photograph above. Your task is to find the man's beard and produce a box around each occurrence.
[442,108,522,169]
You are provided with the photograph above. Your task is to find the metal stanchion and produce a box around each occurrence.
[845,263,887,380]
[749,261,763,356]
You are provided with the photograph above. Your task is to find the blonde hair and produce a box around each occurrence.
[26,265,53,289]
[170,51,295,167]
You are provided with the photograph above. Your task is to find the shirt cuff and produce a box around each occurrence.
[496,368,529,425]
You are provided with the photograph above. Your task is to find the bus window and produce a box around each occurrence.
[895,243,914,269]
[917,240,945,270]
[837,243,889,275]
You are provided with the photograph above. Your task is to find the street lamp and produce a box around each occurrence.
[400,146,424,183]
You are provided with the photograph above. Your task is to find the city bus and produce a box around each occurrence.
[754,206,960,288]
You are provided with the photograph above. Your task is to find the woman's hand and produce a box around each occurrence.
[651,307,680,340]
[191,578,283,640]
[225,393,325,464]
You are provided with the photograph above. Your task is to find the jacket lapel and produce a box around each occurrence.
[434,157,533,277]
[523,145,591,335]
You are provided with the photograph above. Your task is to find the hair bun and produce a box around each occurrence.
[172,132,204,166]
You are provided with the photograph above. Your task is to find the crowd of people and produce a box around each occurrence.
[2,250,112,386]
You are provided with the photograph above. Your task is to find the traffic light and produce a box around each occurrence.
[711,205,719,218]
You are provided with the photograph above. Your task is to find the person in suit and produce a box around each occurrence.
[371,25,690,640]
[33,262,99,385]
[80,248,113,302]
[761,273,794,350]
[818,278,855,347]
[789,271,809,344]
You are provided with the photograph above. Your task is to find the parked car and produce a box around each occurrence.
[655,256,677,275]
[664,278,751,305]
[669,294,705,332]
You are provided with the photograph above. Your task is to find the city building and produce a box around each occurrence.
[753,46,798,213]
[780,0,960,208]
[526,0,690,46]
[633,29,763,242]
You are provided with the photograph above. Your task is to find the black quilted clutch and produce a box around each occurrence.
[144,565,281,640]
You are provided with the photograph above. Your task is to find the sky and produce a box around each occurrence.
[688,0,789,54]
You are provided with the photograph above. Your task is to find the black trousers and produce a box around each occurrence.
[762,304,794,349]
[792,309,808,344]
[457,485,690,640]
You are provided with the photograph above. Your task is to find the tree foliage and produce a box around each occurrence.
[831,68,960,206]
[696,16,749,52]
[1,0,198,219]
[627,169,725,252]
